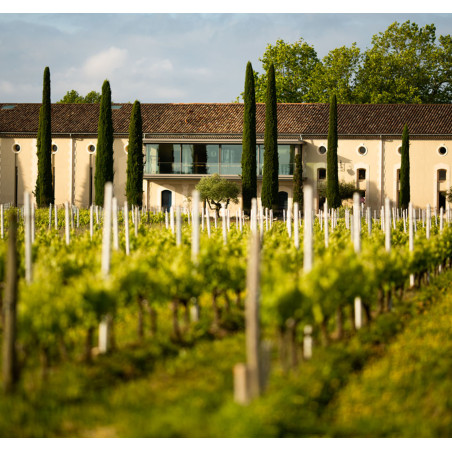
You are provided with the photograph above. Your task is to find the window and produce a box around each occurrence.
[220,144,242,175]
[124,144,128,154]
[358,169,366,180]
[318,145,327,155]
[52,144,58,154]
[438,146,448,156]
[438,169,447,181]
[12,143,21,153]
[397,146,402,155]
[87,144,96,154]
[357,145,367,156]
[278,145,295,175]
[317,168,326,180]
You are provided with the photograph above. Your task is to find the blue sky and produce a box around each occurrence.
[0,8,451,103]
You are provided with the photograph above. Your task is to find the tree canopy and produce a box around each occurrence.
[241,21,452,104]
[195,174,240,213]
[58,90,102,103]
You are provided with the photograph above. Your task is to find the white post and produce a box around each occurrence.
[77,207,80,228]
[30,202,35,244]
[227,208,231,232]
[90,205,94,240]
[294,202,299,250]
[134,206,138,237]
[251,199,257,233]
[409,202,415,287]
[54,203,58,230]
[176,206,182,246]
[112,197,119,251]
[24,192,32,284]
[426,204,431,239]
[96,205,99,225]
[65,202,70,245]
[353,193,362,329]
[201,205,205,232]
[124,201,130,256]
[192,190,200,261]
[440,207,444,232]
[385,197,391,252]
[367,207,372,236]
[48,204,52,229]
[214,210,217,229]
[303,325,313,360]
[265,208,268,232]
[99,182,113,354]
[303,185,313,272]
[324,199,329,248]
[165,210,169,229]
[287,204,292,239]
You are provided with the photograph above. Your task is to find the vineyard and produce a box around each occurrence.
[1,186,452,437]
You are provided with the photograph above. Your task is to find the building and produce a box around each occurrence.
[0,102,451,212]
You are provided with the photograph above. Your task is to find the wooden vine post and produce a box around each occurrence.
[2,212,18,393]
[99,182,113,354]
[353,193,363,329]
[234,210,268,405]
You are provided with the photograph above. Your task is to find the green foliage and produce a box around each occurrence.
[35,67,54,207]
[126,100,143,207]
[253,38,319,103]
[261,64,278,211]
[326,95,341,208]
[399,124,410,209]
[195,174,240,213]
[94,80,114,206]
[241,61,257,214]
[307,44,362,103]
[292,152,303,208]
[317,180,358,201]
[57,90,101,103]
[242,21,452,104]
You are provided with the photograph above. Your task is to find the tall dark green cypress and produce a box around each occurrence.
[326,94,341,208]
[241,61,257,214]
[293,150,303,209]
[126,100,143,207]
[261,63,279,211]
[35,67,54,207]
[95,80,114,206]
[399,124,410,210]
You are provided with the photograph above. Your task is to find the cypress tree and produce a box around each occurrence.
[35,66,54,207]
[326,94,341,208]
[399,124,410,210]
[95,80,114,206]
[241,61,257,214]
[126,100,143,207]
[293,151,303,209]
[261,63,279,211]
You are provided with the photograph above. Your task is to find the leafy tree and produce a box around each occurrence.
[253,38,319,103]
[94,80,114,206]
[356,21,452,103]
[326,94,341,208]
[241,61,257,214]
[307,44,361,103]
[126,100,143,207]
[195,174,240,214]
[399,124,410,210]
[35,66,54,207]
[58,90,102,103]
[293,151,303,209]
[318,181,359,201]
[261,63,279,211]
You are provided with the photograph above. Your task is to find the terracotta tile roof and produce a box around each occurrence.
[0,102,451,136]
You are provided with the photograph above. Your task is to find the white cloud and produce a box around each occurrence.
[82,47,128,79]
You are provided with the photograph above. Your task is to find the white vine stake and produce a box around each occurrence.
[48,204,52,229]
[287,203,292,239]
[124,201,130,255]
[353,193,363,329]
[192,190,200,262]
[324,200,329,248]
[206,207,211,238]
[303,185,313,272]
[90,205,94,239]
[385,197,391,252]
[222,206,228,245]
[426,204,431,239]
[99,182,113,354]
[54,203,58,230]
[303,325,313,360]
[24,192,32,284]
[409,202,415,287]
[0,204,3,239]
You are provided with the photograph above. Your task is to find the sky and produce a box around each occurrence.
[0,5,451,104]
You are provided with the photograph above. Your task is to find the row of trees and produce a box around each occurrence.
[242,21,452,104]
[35,68,144,208]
